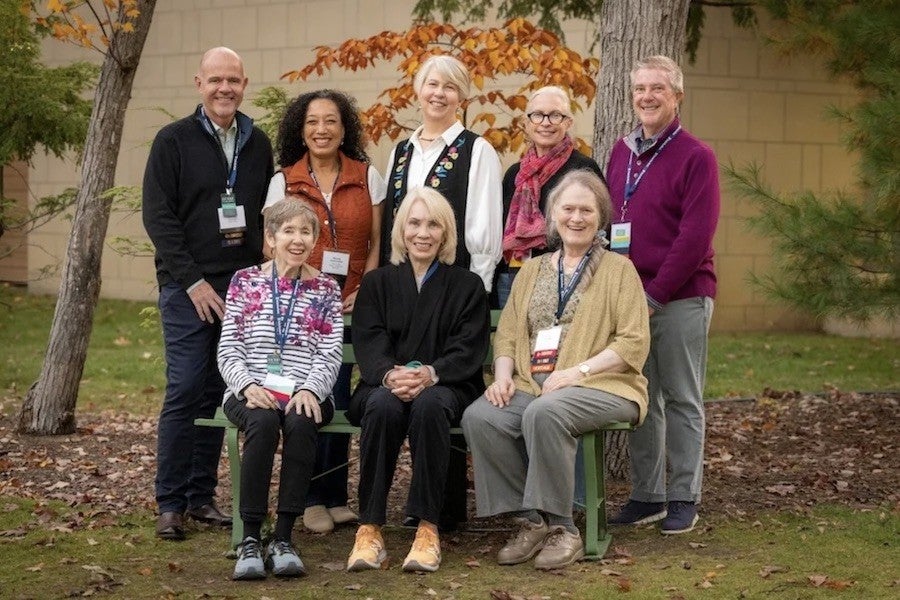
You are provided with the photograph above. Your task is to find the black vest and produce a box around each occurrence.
[380,130,479,268]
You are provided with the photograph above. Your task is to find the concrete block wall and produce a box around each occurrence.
[23,1,858,331]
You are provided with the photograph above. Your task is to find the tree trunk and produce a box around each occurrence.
[17,1,157,435]
[594,0,690,478]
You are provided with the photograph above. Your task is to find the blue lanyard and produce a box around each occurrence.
[421,260,439,286]
[271,263,301,356]
[622,126,681,220]
[308,165,340,248]
[556,249,593,323]
[204,112,240,194]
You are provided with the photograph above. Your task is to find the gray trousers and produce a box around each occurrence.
[462,387,639,518]
[628,296,713,504]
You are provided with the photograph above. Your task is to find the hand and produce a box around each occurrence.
[385,365,432,401]
[286,390,323,423]
[188,281,226,323]
[541,367,580,394]
[243,384,278,410]
[341,290,358,314]
[485,376,515,407]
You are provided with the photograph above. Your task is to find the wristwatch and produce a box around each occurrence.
[578,362,591,377]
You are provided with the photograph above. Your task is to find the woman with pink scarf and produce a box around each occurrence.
[498,86,605,307]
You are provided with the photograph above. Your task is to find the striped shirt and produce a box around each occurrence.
[217,264,344,404]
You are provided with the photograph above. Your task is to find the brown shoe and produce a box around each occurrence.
[186,502,232,527]
[347,524,386,571]
[156,511,185,540]
[497,517,549,565]
[533,526,584,570]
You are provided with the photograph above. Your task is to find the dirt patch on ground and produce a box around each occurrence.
[1,390,897,524]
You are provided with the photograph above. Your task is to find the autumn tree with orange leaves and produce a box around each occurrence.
[269,19,597,158]
[18,0,156,436]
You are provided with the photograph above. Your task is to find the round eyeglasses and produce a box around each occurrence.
[526,111,569,125]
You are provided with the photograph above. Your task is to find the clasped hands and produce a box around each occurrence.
[243,383,323,423]
[486,366,582,408]
[383,365,434,401]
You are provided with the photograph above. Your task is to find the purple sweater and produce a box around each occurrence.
[606,119,719,308]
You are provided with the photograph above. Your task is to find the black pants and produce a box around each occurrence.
[224,395,334,524]
[357,386,462,525]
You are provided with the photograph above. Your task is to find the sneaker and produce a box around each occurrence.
[533,526,584,570]
[303,504,335,533]
[402,526,441,572]
[661,501,699,535]
[497,517,549,565]
[327,505,359,525]
[609,500,667,525]
[265,539,306,577]
[232,537,266,580]
[347,524,387,571]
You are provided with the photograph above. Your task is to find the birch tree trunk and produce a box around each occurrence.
[594,0,691,478]
[17,0,157,435]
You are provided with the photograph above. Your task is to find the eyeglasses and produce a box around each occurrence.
[526,111,569,125]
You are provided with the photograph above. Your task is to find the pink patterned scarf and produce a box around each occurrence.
[502,135,575,262]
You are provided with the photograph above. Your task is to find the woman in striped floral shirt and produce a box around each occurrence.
[217,199,343,580]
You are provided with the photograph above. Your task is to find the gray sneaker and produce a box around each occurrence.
[497,518,549,565]
[265,539,306,577]
[534,526,584,570]
[233,537,266,580]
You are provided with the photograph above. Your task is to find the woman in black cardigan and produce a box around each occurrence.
[346,187,490,573]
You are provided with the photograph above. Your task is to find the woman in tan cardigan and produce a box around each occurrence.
[462,170,650,570]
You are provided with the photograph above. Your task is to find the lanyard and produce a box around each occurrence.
[421,260,439,286]
[204,112,240,194]
[621,126,681,220]
[271,263,301,356]
[308,165,341,248]
[556,249,593,323]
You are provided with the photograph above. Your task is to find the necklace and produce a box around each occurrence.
[418,136,436,142]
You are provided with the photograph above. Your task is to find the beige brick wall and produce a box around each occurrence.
[0,162,30,283]
[23,1,858,331]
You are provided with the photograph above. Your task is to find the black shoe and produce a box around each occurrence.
[609,500,667,526]
[156,511,185,540]
[660,501,698,535]
[186,502,232,527]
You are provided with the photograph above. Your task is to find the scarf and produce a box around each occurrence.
[502,135,575,262]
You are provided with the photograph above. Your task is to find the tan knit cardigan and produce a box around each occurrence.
[494,249,650,425]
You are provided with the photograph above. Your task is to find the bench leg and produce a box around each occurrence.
[582,431,612,560]
[226,425,243,549]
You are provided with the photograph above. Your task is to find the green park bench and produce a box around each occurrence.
[195,310,633,559]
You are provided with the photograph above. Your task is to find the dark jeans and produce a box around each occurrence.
[306,363,352,507]
[155,283,226,513]
[224,395,334,524]
[357,386,462,525]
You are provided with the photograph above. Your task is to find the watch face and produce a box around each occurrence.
[579,364,590,375]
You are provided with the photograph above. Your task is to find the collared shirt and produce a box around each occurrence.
[624,123,668,155]
[211,119,238,160]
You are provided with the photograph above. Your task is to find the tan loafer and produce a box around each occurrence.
[303,504,334,534]
[533,526,584,570]
[327,505,359,525]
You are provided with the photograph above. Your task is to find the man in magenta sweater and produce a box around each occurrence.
[606,55,719,534]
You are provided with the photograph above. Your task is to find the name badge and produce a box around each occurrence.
[221,193,237,218]
[610,221,632,256]
[218,204,247,233]
[321,249,351,276]
[262,372,296,410]
[531,326,562,374]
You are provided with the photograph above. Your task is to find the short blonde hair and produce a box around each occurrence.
[263,198,321,240]
[527,85,573,117]
[545,170,612,249]
[630,55,684,95]
[390,187,458,265]
[413,55,471,101]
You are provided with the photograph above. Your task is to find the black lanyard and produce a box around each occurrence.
[556,249,593,323]
[621,126,681,221]
[270,263,300,356]
[204,112,240,193]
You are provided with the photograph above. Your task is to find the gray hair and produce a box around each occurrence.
[544,170,612,249]
[263,198,321,240]
[527,85,573,117]
[413,55,471,101]
[630,55,684,95]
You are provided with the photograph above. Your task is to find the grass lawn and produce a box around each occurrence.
[1,284,896,415]
[1,498,897,599]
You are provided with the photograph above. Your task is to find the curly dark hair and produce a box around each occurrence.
[275,89,370,168]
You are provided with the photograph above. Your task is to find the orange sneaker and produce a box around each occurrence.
[402,525,441,572]
[347,524,386,572]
